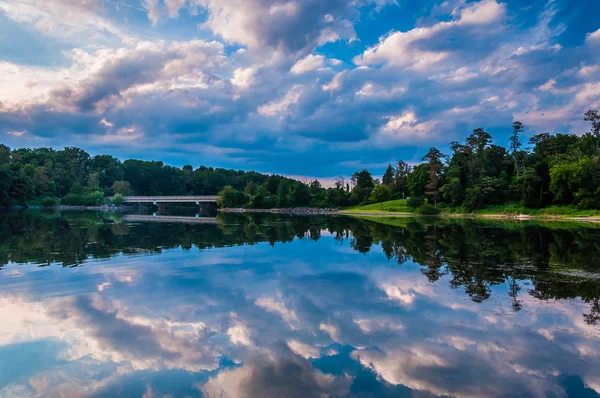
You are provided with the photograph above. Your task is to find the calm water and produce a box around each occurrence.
[1,211,600,398]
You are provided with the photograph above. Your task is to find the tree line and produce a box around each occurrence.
[366,110,600,212]
[2,109,599,210]
[0,145,300,207]
[221,110,600,211]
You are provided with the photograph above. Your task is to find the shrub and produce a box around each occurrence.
[111,193,124,205]
[217,186,248,208]
[41,197,59,207]
[407,196,425,209]
[417,204,441,215]
[62,191,104,206]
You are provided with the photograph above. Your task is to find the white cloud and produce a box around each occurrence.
[0,0,125,42]
[142,0,161,26]
[376,110,440,145]
[6,130,27,137]
[587,28,600,44]
[255,296,299,328]
[355,0,507,70]
[291,54,326,74]
[227,322,252,346]
[193,0,360,52]
[257,85,303,116]
[231,67,256,90]
[355,25,451,70]
[287,340,320,359]
[456,0,506,25]
[165,0,187,17]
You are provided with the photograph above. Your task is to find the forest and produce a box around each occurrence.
[1,109,599,212]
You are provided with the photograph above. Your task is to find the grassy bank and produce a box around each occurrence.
[342,200,600,221]
[345,199,413,214]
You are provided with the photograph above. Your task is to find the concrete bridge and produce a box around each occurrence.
[123,196,219,204]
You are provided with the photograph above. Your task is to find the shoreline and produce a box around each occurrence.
[2,205,139,211]
[219,208,339,215]
[4,205,600,223]
[217,208,600,223]
[341,210,600,223]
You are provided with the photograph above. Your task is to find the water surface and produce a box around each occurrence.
[1,211,599,397]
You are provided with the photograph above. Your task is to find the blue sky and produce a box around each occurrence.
[1,0,599,182]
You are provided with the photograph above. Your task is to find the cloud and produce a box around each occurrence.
[290,54,325,74]
[2,226,600,397]
[142,0,161,26]
[257,85,303,116]
[0,0,125,43]
[587,28,600,44]
[190,0,363,53]
[1,0,600,178]
[6,130,27,137]
[456,0,505,26]
[355,0,507,70]
[200,348,351,398]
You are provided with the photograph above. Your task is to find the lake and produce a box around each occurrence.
[1,210,599,397]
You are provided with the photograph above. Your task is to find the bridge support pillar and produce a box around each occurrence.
[157,203,167,213]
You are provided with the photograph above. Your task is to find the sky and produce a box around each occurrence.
[1,0,600,182]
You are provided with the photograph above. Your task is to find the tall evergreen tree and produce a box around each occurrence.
[510,121,524,175]
[422,148,445,207]
[382,164,395,186]
[394,161,412,198]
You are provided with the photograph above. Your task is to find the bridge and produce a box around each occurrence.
[123,196,219,204]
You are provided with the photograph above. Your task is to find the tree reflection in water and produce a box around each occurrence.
[1,210,600,397]
[1,211,600,320]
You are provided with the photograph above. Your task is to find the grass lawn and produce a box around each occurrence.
[344,199,414,213]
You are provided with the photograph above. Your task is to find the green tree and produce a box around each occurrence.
[422,148,445,207]
[510,121,524,175]
[111,180,132,196]
[244,181,259,199]
[217,185,247,208]
[292,183,311,207]
[407,164,428,198]
[309,180,322,195]
[382,164,395,186]
[394,161,411,198]
[111,193,124,205]
[369,185,392,209]
[351,169,375,204]
[277,180,290,207]
[87,172,100,190]
[584,109,600,153]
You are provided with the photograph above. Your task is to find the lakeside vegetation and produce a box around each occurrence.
[2,109,600,215]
